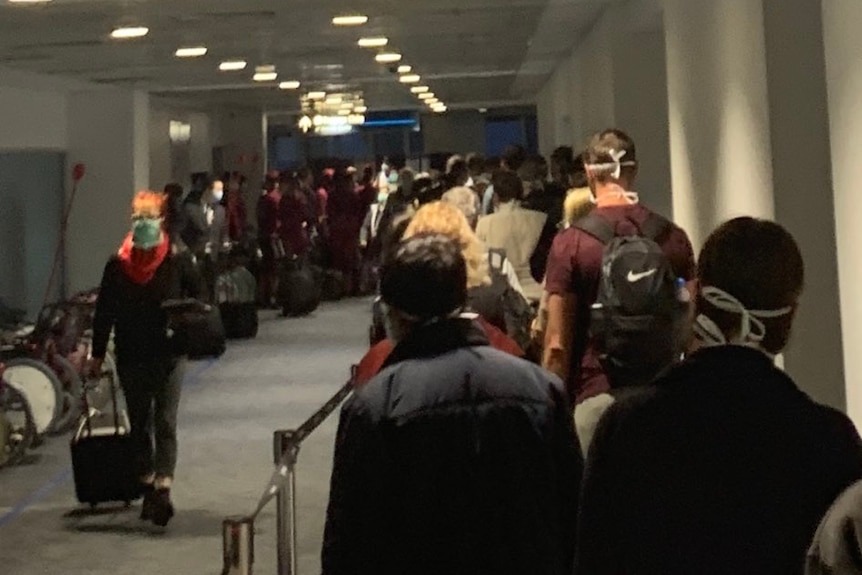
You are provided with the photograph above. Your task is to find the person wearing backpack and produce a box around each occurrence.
[543,129,695,404]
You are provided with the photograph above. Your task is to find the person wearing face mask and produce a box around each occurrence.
[575,217,862,575]
[181,175,229,301]
[543,129,696,404]
[88,192,200,527]
[323,234,581,575]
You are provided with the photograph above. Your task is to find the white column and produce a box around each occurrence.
[824,0,862,425]
[663,0,774,248]
[189,112,213,175]
[66,88,149,292]
[762,0,846,411]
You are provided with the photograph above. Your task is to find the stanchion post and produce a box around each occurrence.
[221,516,254,575]
[273,430,300,575]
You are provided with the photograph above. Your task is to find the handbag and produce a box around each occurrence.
[162,299,227,358]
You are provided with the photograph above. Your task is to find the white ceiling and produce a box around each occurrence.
[0,0,618,112]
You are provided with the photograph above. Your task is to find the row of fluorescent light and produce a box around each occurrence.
[332,12,448,114]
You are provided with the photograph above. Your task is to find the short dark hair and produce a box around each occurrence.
[380,234,467,321]
[584,129,638,182]
[163,183,183,199]
[502,144,527,172]
[491,170,523,203]
[697,217,804,353]
[466,153,485,174]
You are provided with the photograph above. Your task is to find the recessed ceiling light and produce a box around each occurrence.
[433,106,448,113]
[479,108,488,113]
[426,98,439,105]
[354,105,368,113]
[358,37,388,48]
[219,60,247,71]
[110,26,149,40]
[325,95,343,105]
[418,92,435,100]
[307,91,327,100]
[337,109,352,116]
[332,15,368,26]
[399,74,421,83]
[410,86,430,94]
[279,81,301,90]
[397,65,412,74]
[175,46,207,58]
[253,72,278,82]
[8,0,53,4]
[375,52,402,64]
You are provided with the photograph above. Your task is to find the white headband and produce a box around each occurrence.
[694,286,793,348]
[585,148,637,180]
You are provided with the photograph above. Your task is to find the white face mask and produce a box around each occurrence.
[693,286,793,355]
[211,188,224,203]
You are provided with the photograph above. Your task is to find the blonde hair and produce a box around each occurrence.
[403,201,490,289]
[441,186,479,224]
[564,187,594,227]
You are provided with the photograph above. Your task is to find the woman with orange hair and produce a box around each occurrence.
[89,191,199,527]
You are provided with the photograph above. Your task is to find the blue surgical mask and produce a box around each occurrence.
[131,218,163,249]
[388,172,399,185]
[377,192,388,204]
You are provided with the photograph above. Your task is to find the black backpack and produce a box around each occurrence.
[574,213,685,387]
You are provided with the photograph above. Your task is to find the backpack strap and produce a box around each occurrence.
[488,248,507,274]
[574,213,616,245]
[638,213,672,242]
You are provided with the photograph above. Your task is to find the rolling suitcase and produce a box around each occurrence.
[70,377,140,507]
[277,257,321,317]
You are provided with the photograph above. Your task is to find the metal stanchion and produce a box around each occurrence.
[221,516,255,575]
[274,430,299,575]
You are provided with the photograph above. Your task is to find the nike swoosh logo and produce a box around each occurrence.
[627,269,658,282]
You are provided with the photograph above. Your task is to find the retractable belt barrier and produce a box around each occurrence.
[221,366,357,575]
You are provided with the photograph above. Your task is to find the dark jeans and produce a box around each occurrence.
[117,359,185,479]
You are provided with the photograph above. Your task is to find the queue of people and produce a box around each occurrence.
[322,128,862,575]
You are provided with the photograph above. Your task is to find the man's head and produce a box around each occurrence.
[163,183,183,200]
[492,170,524,204]
[209,179,225,204]
[446,154,464,174]
[466,153,486,177]
[550,146,575,185]
[297,167,313,187]
[380,234,468,342]
[502,145,527,173]
[695,217,804,354]
[583,129,638,193]
[442,186,480,229]
[447,159,470,188]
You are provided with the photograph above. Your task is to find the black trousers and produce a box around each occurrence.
[117,359,185,479]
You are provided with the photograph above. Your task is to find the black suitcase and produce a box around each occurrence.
[320,269,345,302]
[220,302,259,339]
[277,258,321,317]
[70,378,140,506]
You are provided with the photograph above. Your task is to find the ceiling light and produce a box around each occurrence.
[337,109,352,116]
[8,0,53,4]
[479,108,488,113]
[410,86,430,94]
[279,81,301,90]
[426,98,439,105]
[399,74,421,83]
[397,65,412,74]
[325,95,343,105]
[433,106,448,113]
[175,46,207,58]
[418,92,435,100]
[219,60,247,71]
[358,37,388,48]
[354,105,368,113]
[110,26,149,40]
[375,52,402,64]
[332,15,368,26]
[253,72,278,82]
[307,91,327,100]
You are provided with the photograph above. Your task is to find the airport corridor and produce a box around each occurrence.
[0,299,370,575]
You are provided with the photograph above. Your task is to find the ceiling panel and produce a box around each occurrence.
[0,0,616,111]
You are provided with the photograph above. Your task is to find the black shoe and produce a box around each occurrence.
[149,488,175,527]
[140,484,156,521]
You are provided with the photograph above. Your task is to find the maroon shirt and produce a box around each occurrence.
[545,204,695,403]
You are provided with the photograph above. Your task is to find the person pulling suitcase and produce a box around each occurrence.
[88,191,200,527]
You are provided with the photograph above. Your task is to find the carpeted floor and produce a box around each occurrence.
[0,298,371,575]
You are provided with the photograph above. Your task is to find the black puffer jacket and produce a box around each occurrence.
[322,318,581,575]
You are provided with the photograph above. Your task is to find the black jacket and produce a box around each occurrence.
[181,195,228,256]
[524,181,566,281]
[322,318,582,575]
[576,346,862,575]
[92,253,199,365]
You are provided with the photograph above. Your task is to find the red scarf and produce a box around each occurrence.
[117,233,169,285]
